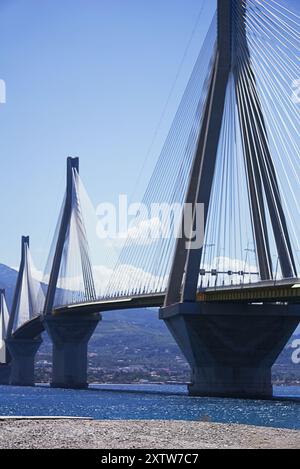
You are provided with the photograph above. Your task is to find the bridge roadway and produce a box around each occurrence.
[12,293,165,340]
[200,278,300,303]
[12,278,300,340]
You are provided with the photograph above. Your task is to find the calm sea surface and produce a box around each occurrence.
[0,384,299,430]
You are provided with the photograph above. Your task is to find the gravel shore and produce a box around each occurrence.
[0,419,299,449]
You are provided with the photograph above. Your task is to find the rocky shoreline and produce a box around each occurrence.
[0,419,299,449]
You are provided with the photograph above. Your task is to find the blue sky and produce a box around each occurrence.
[0,0,298,270]
[0,0,217,269]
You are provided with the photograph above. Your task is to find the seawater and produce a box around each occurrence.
[0,384,299,430]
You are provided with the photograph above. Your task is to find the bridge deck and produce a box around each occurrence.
[12,315,44,340]
[53,293,166,316]
[54,279,300,316]
[11,280,300,340]
[199,278,300,303]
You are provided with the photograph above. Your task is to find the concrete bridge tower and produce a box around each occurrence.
[43,158,101,389]
[160,0,300,398]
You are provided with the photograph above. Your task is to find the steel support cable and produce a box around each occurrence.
[201,115,224,280]
[135,36,214,212]
[73,172,96,300]
[77,175,116,294]
[235,63,273,279]
[234,5,300,122]
[236,43,297,277]
[214,99,229,277]
[127,0,209,206]
[239,46,300,270]
[246,0,300,45]
[240,52,299,211]
[109,53,207,296]
[152,125,203,293]
[237,33,298,266]
[105,27,217,297]
[139,110,200,294]
[233,73,260,281]
[244,2,299,57]
[119,24,218,292]
[122,72,213,296]
[0,294,9,341]
[201,75,230,286]
[236,55,282,271]
[215,89,229,285]
[231,79,242,280]
[205,76,232,287]
[229,77,237,281]
[144,78,215,294]
[118,42,214,286]
[244,38,300,205]
[135,19,218,216]
[233,4,292,278]
[238,63,284,271]
[222,85,232,283]
[250,0,300,28]
[27,249,43,317]
[264,0,300,22]
[246,27,299,83]
[13,246,30,331]
[230,78,240,281]
[245,32,300,135]
[59,223,71,304]
[245,25,299,122]
[246,0,300,44]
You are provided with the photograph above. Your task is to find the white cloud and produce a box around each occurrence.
[206,256,258,273]
[99,217,165,252]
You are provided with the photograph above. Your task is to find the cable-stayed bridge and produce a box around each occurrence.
[2,0,300,397]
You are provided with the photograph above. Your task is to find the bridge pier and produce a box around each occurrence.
[0,340,11,384]
[160,302,300,399]
[6,337,42,387]
[44,313,101,389]
[0,364,11,385]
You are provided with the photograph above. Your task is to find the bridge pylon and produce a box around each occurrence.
[160,0,299,398]
[43,157,100,389]
[6,237,42,387]
[0,289,11,384]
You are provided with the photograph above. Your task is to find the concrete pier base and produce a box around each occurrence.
[160,302,300,399]
[6,337,42,387]
[44,313,101,389]
[189,366,272,398]
[0,364,11,385]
